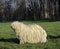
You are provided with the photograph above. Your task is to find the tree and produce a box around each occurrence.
[13,0,26,20]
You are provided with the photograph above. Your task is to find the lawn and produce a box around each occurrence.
[0,21,60,49]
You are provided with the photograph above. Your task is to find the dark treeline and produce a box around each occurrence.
[0,0,60,21]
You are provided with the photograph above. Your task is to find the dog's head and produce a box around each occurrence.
[11,21,20,30]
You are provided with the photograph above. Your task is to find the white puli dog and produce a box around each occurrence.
[11,21,47,44]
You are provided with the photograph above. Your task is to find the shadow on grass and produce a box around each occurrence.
[47,35,60,39]
[0,46,9,49]
[0,35,60,44]
[0,38,19,44]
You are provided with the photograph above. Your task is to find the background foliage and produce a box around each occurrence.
[0,0,60,21]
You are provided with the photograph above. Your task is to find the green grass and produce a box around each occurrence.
[0,21,60,49]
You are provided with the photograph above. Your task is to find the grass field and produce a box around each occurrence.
[0,21,60,49]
